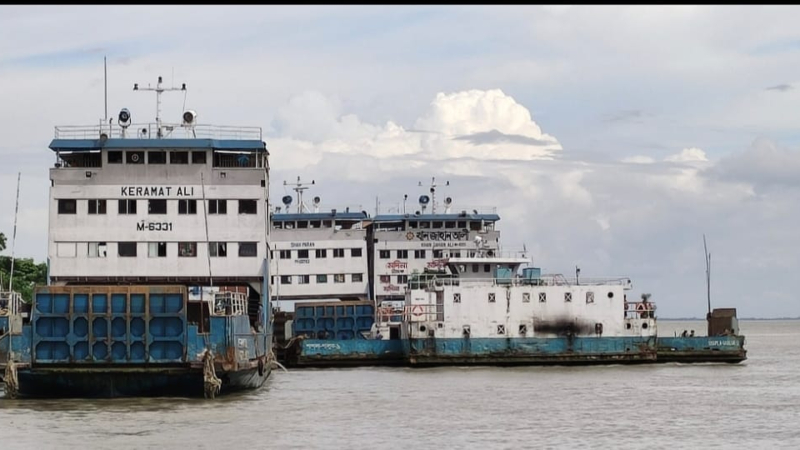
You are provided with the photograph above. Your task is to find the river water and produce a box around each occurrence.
[1,320,798,449]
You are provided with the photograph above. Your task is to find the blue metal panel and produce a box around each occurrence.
[374,214,500,222]
[31,287,188,365]
[49,138,267,152]
[409,337,655,359]
[292,301,375,340]
[300,339,405,359]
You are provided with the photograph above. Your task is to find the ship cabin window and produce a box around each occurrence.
[310,220,321,228]
[317,274,328,283]
[279,250,291,259]
[280,275,292,284]
[108,151,123,164]
[58,199,77,214]
[472,264,479,273]
[126,151,144,164]
[273,222,283,229]
[118,199,137,215]
[351,248,362,257]
[433,250,443,258]
[239,200,257,214]
[213,150,259,168]
[118,242,137,257]
[87,199,107,215]
[539,292,547,303]
[352,273,363,282]
[323,220,333,228]
[209,199,227,214]
[523,293,531,303]
[209,242,227,257]
[148,199,167,214]
[148,242,167,258]
[445,221,456,228]
[58,151,102,168]
[453,293,461,303]
[333,249,345,258]
[432,221,443,229]
[298,249,309,258]
[334,274,346,283]
[170,151,189,164]
[414,250,426,259]
[379,250,391,259]
[297,221,308,229]
[484,221,495,232]
[191,151,207,164]
[419,221,430,229]
[178,242,197,257]
[469,221,482,231]
[408,221,418,229]
[457,221,467,228]
[488,293,496,303]
[397,250,408,259]
[178,199,197,215]
[88,242,107,258]
[451,251,461,258]
[148,151,167,164]
[298,275,310,284]
[564,292,572,303]
[380,275,390,283]
[397,275,408,284]
[484,264,490,272]
[316,249,327,258]
[586,292,595,304]
[284,222,294,229]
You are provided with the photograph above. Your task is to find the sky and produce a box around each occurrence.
[1,5,799,318]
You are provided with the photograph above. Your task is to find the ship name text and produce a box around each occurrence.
[120,186,196,197]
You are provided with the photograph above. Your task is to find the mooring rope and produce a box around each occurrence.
[4,360,18,399]
[202,350,221,399]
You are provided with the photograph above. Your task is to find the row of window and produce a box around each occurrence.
[56,241,258,258]
[375,221,491,231]
[379,275,408,284]
[274,248,362,259]
[274,274,363,285]
[378,249,479,259]
[452,291,598,304]
[57,199,256,215]
[107,150,207,165]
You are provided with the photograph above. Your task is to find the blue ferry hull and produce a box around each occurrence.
[294,339,405,367]
[407,336,657,366]
[656,336,746,363]
[292,336,657,367]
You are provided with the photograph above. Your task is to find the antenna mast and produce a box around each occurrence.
[133,75,186,138]
[8,173,20,292]
[703,234,711,316]
[104,56,108,121]
[283,176,314,213]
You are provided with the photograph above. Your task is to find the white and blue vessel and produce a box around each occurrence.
[1,76,273,398]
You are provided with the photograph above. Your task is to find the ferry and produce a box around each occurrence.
[2,77,273,398]
[390,241,659,365]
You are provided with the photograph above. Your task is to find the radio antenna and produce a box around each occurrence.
[133,75,186,138]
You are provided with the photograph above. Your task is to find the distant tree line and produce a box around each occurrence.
[0,231,47,303]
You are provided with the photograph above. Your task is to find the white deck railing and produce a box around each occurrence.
[411,275,632,289]
[54,123,262,141]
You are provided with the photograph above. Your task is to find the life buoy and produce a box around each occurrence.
[412,305,424,317]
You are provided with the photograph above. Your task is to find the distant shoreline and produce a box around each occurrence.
[660,317,800,321]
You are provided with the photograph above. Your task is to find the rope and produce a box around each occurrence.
[4,360,18,399]
[202,350,221,399]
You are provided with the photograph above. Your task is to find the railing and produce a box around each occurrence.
[0,291,23,317]
[212,292,248,316]
[54,123,262,141]
[410,276,632,290]
[375,204,498,215]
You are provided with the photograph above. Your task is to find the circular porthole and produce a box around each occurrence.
[608,292,614,299]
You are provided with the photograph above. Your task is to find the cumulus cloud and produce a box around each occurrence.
[665,147,708,163]
[622,155,656,164]
[712,137,800,190]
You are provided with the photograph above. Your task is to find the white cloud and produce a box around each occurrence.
[622,156,656,164]
[665,147,708,163]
